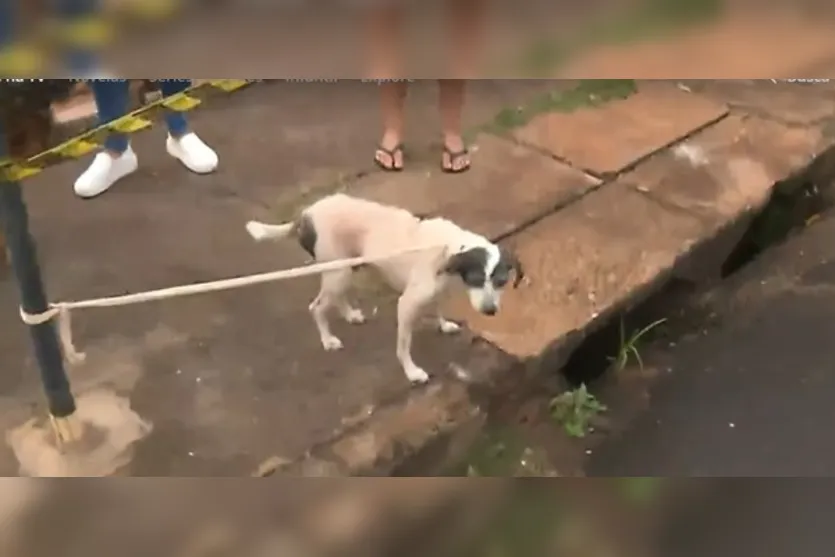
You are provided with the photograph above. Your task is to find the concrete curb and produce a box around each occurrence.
[255,103,835,478]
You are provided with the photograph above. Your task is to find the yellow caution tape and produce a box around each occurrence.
[54,140,98,158]
[1,80,255,182]
[162,92,201,112]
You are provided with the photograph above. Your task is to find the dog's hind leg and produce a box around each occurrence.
[309,269,353,351]
[336,300,366,325]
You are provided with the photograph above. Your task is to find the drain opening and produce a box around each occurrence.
[560,278,694,387]
[561,179,832,387]
[722,181,828,276]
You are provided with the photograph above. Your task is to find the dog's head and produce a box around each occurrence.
[441,243,524,315]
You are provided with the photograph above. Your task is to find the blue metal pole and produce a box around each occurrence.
[0,122,76,422]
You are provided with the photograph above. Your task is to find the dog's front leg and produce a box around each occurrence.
[396,285,436,384]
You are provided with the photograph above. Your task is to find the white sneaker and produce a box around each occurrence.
[166,132,218,174]
[73,147,139,198]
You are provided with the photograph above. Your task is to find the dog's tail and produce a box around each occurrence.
[245,220,295,242]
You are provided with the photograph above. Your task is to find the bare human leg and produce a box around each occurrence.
[439,0,486,173]
[367,3,408,171]
[438,79,469,172]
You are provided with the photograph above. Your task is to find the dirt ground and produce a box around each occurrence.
[0,80,558,476]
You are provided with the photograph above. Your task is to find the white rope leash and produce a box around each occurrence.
[17,243,442,364]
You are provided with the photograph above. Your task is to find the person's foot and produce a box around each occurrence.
[73,147,138,198]
[374,131,404,171]
[441,135,470,173]
[166,132,218,174]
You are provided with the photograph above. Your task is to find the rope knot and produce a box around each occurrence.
[19,305,86,364]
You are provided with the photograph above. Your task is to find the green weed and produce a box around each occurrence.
[549,384,607,438]
[610,317,667,372]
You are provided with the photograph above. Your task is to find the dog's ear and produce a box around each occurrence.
[500,247,525,288]
[440,248,485,277]
[441,250,472,276]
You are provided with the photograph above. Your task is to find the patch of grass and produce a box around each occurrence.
[549,384,607,438]
[520,0,723,76]
[610,317,667,372]
[486,79,637,133]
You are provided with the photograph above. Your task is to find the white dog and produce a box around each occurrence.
[245,193,523,384]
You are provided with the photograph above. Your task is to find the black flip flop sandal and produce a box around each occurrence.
[374,143,404,172]
[441,146,471,173]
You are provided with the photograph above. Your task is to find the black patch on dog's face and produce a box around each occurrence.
[442,247,491,287]
[296,213,317,258]
[443,246,524,289]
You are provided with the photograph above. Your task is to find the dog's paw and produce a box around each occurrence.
[343,308,366,325]
[321,336,344,351]
[438,318,461,335]
[405,366,430,384]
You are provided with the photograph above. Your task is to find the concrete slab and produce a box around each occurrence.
[625,114,827,224]
[349,134,600,239]
[441,183,705,358]
[513,82,728,177]
[452,114,833,359]
[684,81,835,125]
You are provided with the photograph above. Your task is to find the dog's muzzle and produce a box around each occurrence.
[480,302,498,316]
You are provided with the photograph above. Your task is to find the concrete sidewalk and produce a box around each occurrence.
[0,80,559,476]
[3,77,835,476]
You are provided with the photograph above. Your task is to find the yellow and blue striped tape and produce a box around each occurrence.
[0,79,252,182]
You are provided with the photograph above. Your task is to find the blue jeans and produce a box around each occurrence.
[92,80,191,153]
